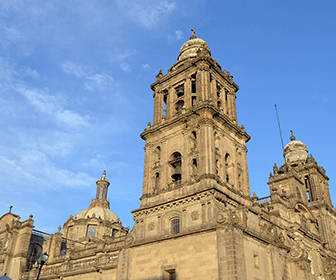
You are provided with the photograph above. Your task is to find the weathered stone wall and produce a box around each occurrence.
[127,231,218,280]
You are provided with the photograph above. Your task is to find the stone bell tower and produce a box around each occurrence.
[139,30,250,210]
[131,31,251,247]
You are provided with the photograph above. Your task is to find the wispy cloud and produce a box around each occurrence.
[0,151,94,190]
[17,86,89,128]
[119,0,176,29]
[109,49,137,62]
[61,61,114,92]
[0,56,93,193]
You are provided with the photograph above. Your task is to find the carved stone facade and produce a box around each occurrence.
[1,31,335,280]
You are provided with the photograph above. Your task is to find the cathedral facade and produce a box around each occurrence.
[1,32,336,280]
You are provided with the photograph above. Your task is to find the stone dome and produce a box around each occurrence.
[74,205,120,223]
[283,131,308,164]
[73,170,120,223]
[177,30,211,61]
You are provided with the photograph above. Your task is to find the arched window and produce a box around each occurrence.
[154,146,161,162]
[192,158,198,177]
[175,100,184,113]
[155,172,160,188]
[171,218,180,234]
[163,92,168,118]
[60,240,67,255]
[169,152,182,183]
[305,176,314,202]
[224,153,232,183]
[176,85,184,98]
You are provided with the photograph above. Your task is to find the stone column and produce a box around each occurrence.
[185,76,192,109]
[196,61,211,102]
[167,87,175,119]
[232,93,238,122]
[242,147,250,197]
[219,87,226,114]
[162,140,168,190]
[141,144,151,207]
[153,91,160,125]
[199,115,215,176]
[228,91,237,122]
[217,226,247,280]
[210,78,217,106]
[224,89,229,116]
[10,220,34,280]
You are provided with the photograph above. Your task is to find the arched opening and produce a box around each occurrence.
[192,158,198,177]
[191,74,196,93]
[60,240,67,255]
[176,85,184,98]
[155,172,160,188]
[225,153,232,183]
[154,146,161,162]
[171,218,180,234]
[305,176,314,202]
[169,152,182,183]
[163,90,168,118]
[175,100,184,114]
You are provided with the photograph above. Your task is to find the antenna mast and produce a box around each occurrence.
[274,104,284,150]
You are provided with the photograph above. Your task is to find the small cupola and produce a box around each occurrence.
[283,130,308,165]
[177,29,211,61]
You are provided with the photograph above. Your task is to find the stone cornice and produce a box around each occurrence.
[140,102,250,142]
[151,56,239,92]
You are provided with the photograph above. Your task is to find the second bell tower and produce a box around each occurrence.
[139,31,251,210]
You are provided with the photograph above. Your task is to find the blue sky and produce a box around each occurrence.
[0,0,335,233]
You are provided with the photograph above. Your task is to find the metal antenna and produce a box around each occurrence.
[274,104,284,150]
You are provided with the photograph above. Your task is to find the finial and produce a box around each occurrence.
[290,130,296,141]
[58,225,61,233]
[273,163,278,175]
[156,69,163,80]
[29,214,33,220]
[102,170,106,177]
[190,28,197,39]
[9,205,13,213]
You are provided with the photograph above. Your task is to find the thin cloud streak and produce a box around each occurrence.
[118,0,176,29]
[61,61,115,92]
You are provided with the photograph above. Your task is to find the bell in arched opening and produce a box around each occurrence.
[171,163,181,182]
[169,152,182,182]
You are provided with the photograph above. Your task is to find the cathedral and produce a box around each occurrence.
[0,31,336,280]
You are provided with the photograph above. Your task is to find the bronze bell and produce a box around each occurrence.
[176,89,184,97]
[171,165,181,182]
